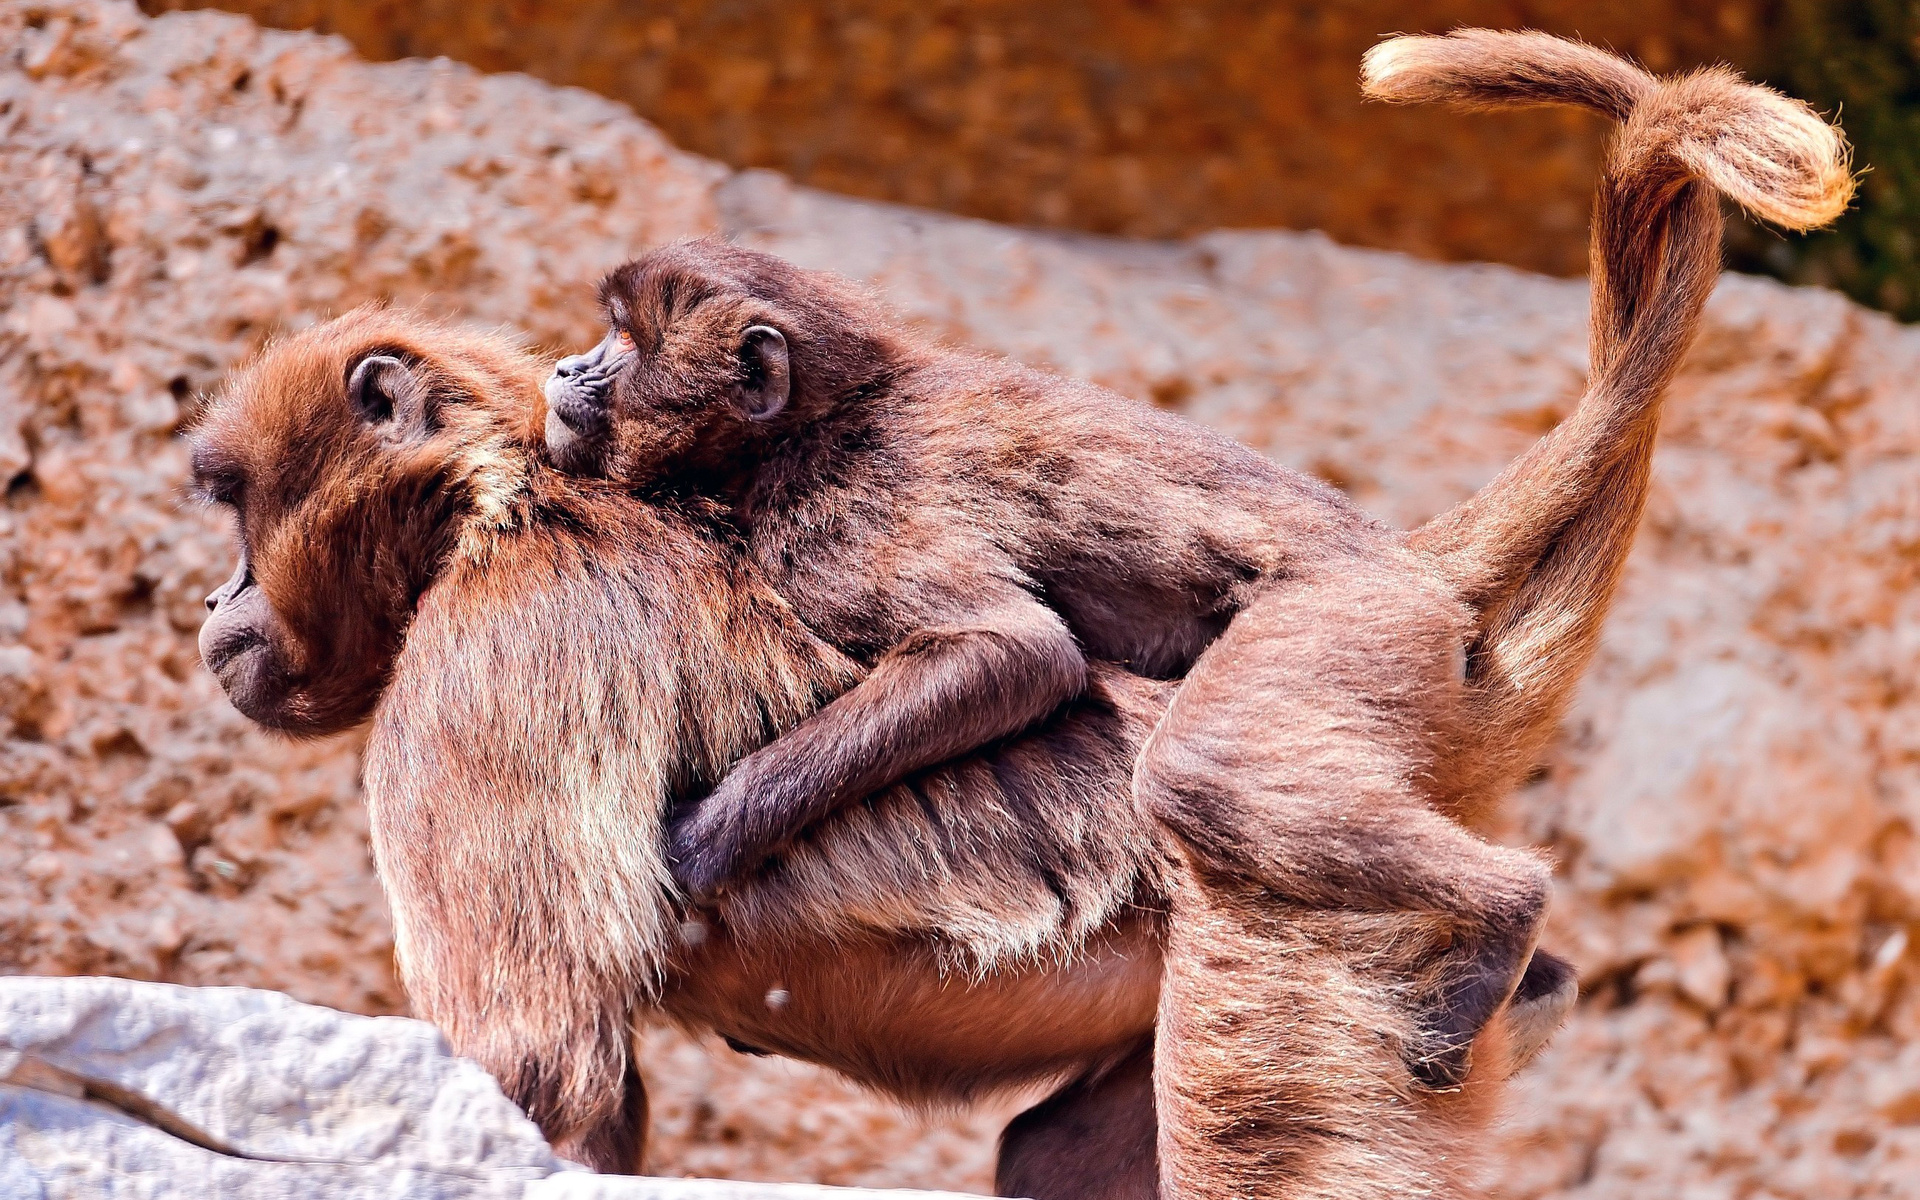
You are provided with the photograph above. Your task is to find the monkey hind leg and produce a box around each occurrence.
[996,1040,1158,1200]
[548,1060,649,1174]
[1136,565,1552,1089]
[1154,864,1483,1200]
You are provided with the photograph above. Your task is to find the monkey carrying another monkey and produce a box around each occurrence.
[194,30,1849,1200]
[541,30,1851,1101]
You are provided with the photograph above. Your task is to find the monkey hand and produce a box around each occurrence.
[667,769,784,901]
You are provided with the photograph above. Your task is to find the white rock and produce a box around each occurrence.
[0,977,1004,1200]
[0,975,556,1198]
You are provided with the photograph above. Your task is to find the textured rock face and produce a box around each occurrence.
[3,2,1916,1197]
[0,975,987,1200]
[141,0,1766,278]
[0,975,557,1198]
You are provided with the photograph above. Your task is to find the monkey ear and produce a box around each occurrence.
[735,326,790,423]
[348,354,435,438]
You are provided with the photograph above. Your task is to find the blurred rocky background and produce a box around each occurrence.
[138,0,1769,277]
[134,0,1920,321]
[3,1,1918,1197]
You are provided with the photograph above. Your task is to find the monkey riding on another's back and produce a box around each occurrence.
[541,27,1853,1099]
[194,30,1850,1199]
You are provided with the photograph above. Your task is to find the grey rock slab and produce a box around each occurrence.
[0,1085,533,1200]
[0,977,1000,1200]
[0,975,559,1197]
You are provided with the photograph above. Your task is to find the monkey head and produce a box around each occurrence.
[192,307,539,736]
[544,240,905,483]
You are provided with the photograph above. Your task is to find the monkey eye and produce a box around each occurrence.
[191,463,245,508]
[612,327,635,353]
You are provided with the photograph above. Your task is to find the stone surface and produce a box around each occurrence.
[0,976,992,1200]
[3,2,1917,1197]
[141,0,1768,277]
[0,974,556,1198]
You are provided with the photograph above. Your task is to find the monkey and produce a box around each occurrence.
[191,31,1849,1199]
[548,242,1568,1096]
[538,37,1848,1103]
[191,302,1579,1195]
[1140,40,1847,1193]
[541,246,1571,1100]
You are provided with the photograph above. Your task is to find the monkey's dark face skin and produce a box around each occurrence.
[196,542,300,728]
[543,240,892,492]
[543,327,634,474]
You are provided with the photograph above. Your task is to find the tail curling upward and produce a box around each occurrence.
[1366,29,1852,817]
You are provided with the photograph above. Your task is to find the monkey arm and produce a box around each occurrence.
[669,596,1088,898]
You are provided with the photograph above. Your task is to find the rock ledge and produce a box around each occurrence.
[0,976,984,1200]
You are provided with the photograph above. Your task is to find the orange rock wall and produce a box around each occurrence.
[140,0,1765,277]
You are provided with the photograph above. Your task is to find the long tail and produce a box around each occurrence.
[1364,30,1853,816]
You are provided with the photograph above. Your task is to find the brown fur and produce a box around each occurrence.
[549,236,1542,1104]
[189,31,1849,1200]
[1148,34,1848,1198]
[1363,30,1853,819]
[192,306,1552,1194]
[538,28,1842,1195]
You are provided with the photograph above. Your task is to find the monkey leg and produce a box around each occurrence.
[1135,563,1553,1088]
[995,948,1577,1200]
[547,1059,649,1174]
[1154,861,1486,1200]
[996,915,1567,1200]
[996,1040,1158,1200]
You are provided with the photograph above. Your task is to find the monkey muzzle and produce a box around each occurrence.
[544,328,634,473]
[199,553,298,728]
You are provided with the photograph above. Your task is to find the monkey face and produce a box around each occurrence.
[543,313,789,483]
[543,326,634,474]
[195,533,298,728]
[542,240,911,485]
[192,308,536,737]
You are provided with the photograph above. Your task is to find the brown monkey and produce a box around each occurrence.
[192,31,1847,1198]
[1132,36,1848,1198]
[543,247,1570,1097]
[541,41,1846,1096]
[192,303,1569,1195]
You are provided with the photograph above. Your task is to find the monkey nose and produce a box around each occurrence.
[206,560,251,613]
[553,352,593,378]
